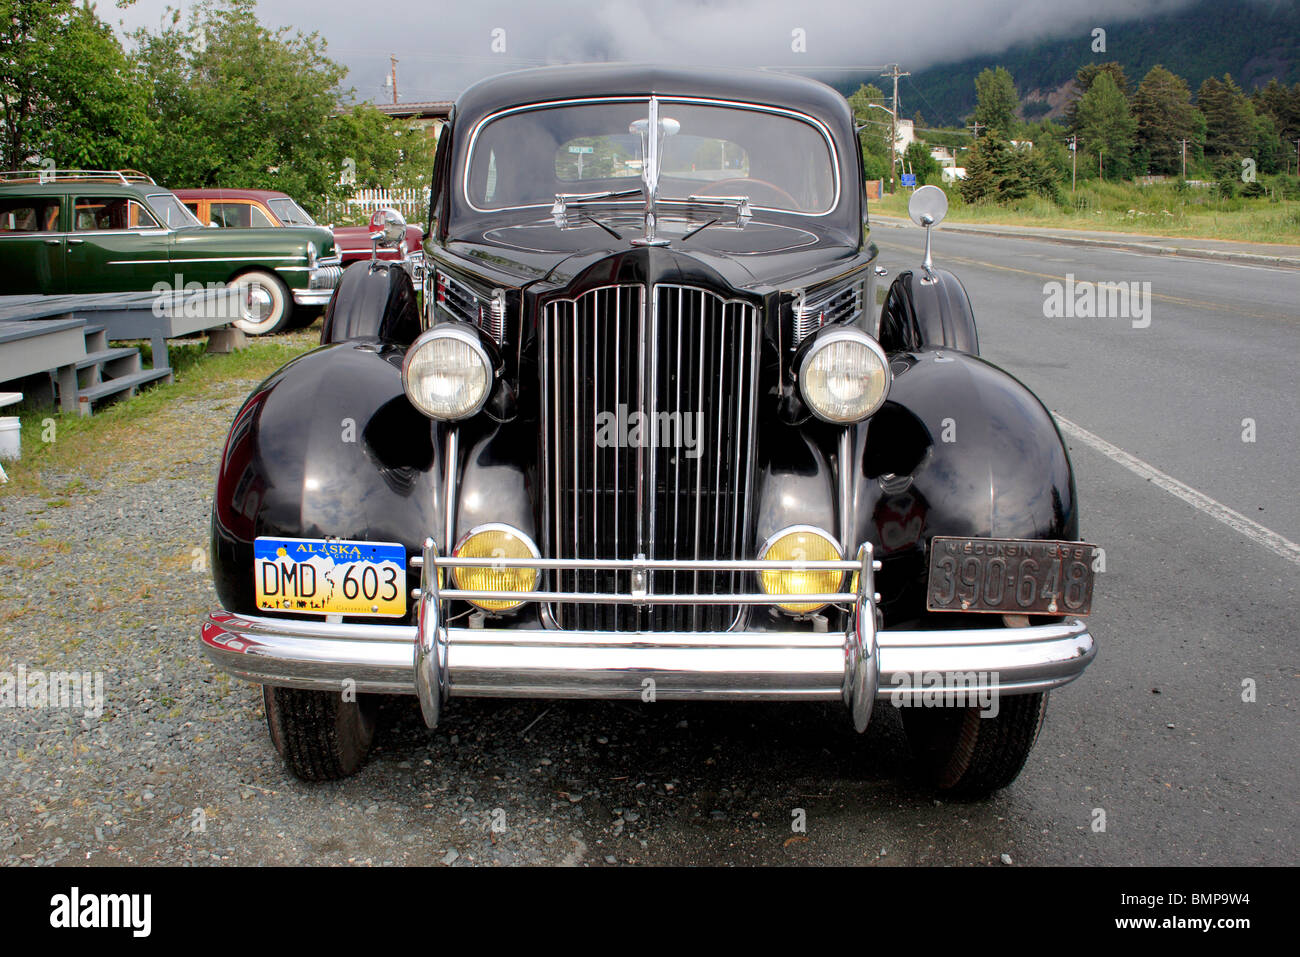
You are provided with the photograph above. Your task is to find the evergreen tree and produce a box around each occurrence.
[1133,66,1202,176]
[1197,74,1256,161]
[972,67,1018,136]
[1075,72,1136,179]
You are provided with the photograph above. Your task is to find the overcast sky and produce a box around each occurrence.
[105,0,1206,104]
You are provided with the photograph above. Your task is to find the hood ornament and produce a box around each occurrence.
[629,97,679,247]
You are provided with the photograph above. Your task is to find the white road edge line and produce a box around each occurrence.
[1055,416,1300,567]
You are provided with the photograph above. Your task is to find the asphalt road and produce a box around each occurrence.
[863,222,1300,864]
[2,227,1295,868]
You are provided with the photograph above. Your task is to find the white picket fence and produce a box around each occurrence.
[321,187,429,226]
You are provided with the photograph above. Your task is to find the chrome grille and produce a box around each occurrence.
[541,284,761,632]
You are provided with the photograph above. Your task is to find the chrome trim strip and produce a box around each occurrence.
[201,609,1095,707]
[432,555,859,570]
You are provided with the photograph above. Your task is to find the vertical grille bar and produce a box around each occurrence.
[542,284,758,632]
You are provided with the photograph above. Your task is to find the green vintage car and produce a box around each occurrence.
[0,170,341,335]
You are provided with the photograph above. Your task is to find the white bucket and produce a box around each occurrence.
[0,416,20,461]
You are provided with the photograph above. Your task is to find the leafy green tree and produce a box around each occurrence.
[1132,66,1202,175]
[972,67,1018,136]
[1066,62,1131,134]
[902,140,939,185]
[847,83,893,180]
[1075,72,1136,179]
[0,0,150,170]
[960,134,1027,203]
[1253,79,1300,149]
[1197,74,1256,162]
[131,0,351,202]
[1017,120,1070,190]
[328,104,437,193]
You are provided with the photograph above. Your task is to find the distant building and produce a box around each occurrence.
[941,167,968,183]
[339,100,454,139]
[894,118,915,155]
[929,146,956,167]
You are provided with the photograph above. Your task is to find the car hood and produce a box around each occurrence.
[447,216,861,292]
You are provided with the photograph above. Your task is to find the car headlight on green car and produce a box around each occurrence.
[797,326,891,423]
[402,326,493,420]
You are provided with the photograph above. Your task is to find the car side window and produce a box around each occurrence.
[182,202,200,217]
[210,202,273,228]
[0,197,60,233]
[73,197,159,231]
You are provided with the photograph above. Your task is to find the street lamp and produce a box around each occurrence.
[858,102,898,191]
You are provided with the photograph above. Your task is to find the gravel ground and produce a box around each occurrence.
[0,363,1043,867]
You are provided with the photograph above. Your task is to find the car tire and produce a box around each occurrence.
[232,270,293,336]
[263,685,377,781]
[901,691,1048,798]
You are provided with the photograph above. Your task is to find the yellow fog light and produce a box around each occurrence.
[451,524,539,612]
[757,526,844,614]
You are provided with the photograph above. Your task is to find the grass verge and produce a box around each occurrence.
[871,181,1300,245]
[1,329,320,495]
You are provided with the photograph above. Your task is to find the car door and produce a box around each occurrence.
[0,192,67,294]
[64,194,174,295]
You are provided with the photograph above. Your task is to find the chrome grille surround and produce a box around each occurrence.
[540,283,762,632]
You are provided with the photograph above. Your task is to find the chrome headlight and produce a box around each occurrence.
[797,327,890,423]
[402,326,492,420]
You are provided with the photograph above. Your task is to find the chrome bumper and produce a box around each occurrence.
[293,262,343,305]
[200,542,1096,732]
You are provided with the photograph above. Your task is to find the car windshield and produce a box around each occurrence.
[465,99,838,216]
[146,192,204,229]
[267,197,317,225]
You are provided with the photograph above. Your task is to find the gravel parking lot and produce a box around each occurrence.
[3,220,1296,867]
[0,348,1061,867]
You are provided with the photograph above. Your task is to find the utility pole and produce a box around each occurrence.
[1069,134,1077,192]
[1099,146,1103,181]
[1179,139,1188,179]
[389,55,399,106]
[1294,139,1299,179]
[881,63,909,192]
[967,120,984,137]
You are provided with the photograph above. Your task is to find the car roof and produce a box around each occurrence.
[171,188,294,202]
[453,63,853,130]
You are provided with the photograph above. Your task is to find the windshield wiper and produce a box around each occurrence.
[583,213,624,240]
[552,189,642,228]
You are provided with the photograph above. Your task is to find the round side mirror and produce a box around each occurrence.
[908,184,948,228]
[368,207,407,246]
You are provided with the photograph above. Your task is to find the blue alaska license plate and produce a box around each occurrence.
[254,537,407,617]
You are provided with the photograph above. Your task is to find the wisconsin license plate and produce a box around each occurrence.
[254,537,406,617]
[926,537,1097,616]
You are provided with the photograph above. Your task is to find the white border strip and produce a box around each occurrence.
[1056,415,1300,567]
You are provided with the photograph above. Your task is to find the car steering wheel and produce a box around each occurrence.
[693,177,801,209]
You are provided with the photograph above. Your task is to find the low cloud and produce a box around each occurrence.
[111,0,1203,102]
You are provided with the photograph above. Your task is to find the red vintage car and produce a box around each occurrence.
[172,188,425,277]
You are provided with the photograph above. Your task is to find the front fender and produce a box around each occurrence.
[850,350,1078,623]
[211,339,442,621]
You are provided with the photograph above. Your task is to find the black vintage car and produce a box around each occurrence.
[202,64,1098,795]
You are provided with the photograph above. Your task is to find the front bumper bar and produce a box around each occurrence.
[292,262,343,305]
[200,542,1095,732]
